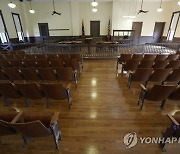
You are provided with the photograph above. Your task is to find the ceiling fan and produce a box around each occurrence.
[138,0,149,14]
[52,0,61,16]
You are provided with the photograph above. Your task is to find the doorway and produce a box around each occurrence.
[90,21,100,37]
[153,22,165,43]
[38,23,49,41]
[132,22,143,44]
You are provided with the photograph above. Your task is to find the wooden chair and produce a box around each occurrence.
[55,67,77,88]
[164,69,180,85]
[0,60,11,68]
[116,54,132,69]
[15,83,44,107]
[20,68,41,82]
[40,83,72,108]
[160,112,180,151]
[35,54,47,59]
[146,69,172,86]
[138,84,176,110]
[153,60,169,69]
[23,59,37,68]
[143,54,157,60]
[8,59,24,68]
[0,111,22,137]
[131,54,144,60]
[3,67,24,82]
[121,59,140,76]
[14,54,24,59]
[138,60,154,68]
[0,69,9,81]
[154,54,168,61]
[2,112,61,149]
[128,68,153,89]
[168,85,180,101]
[50,59,64,68]
[166,60,180,69]
[38,67,57,82]
[47,54,58,59]
[24,54,36,59]
[36,59,50,68]
[167,54,179,61]
[0,82,22,106]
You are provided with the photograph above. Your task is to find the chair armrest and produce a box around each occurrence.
[73,70,78,74]
[129,70,134,74]
[50,112,60,125]
[168,114,180,126]
[66,83,71,90]
[11,112,23,124]
[140,84,147,91]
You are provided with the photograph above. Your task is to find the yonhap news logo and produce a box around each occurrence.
[123,132,180,149]
[123,132,138,148]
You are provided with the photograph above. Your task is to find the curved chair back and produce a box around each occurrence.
[40,83,67,100]
[138,60,154,68]
[146,85,176,101]
[20,68,41,81]
[153,60,169,69]
[168,86,180,101]
[38,67,57,81]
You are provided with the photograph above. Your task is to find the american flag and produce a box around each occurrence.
[107,19,111,41]
[82,20,85,36]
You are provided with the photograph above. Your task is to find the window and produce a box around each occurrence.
[167,11,180,41]
[12,13,24,42]
[0,10,9,44]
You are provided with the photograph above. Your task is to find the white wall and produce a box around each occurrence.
[0,0,180,39]
[112,0,172,37]
[0,0,25,38]
[79,2,112,35]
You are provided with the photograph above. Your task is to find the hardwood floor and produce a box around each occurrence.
[0,60,180,154]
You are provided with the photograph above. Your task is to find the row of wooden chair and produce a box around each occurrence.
[0,50,25,55]
[0,110,61,149]
[138,84,179,110]
[117,53,179,69]
[121,60,180,76]
[0,58,79,69]
[0,53,82,62]
[0,82,72,108]
[0,67,78,87]
[128,68,180,89]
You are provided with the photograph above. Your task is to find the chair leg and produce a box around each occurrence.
[160,99,166,109]
[46,97,50,108]
[140,98,145,110]
[66,89,72,109]
[127,74,132,89]
[121,65,124,77]
[74,73,78,89]
[2,96,9,106]
[22,134,30,146]
[159,124,178,151]
[25,98,30,107]
[50,124,61,150]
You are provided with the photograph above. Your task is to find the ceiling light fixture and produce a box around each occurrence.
[157,0,163,12]
[8,1,16,8]
[92,7,97,12]
[29,1,35,14]
[91,0,98,7]
[178,1,180,5]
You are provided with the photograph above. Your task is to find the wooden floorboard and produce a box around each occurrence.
[0,60,180,154]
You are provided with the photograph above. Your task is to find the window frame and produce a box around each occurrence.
[167,11,180,41]
[0,10,9,44]
[12,12,24,42]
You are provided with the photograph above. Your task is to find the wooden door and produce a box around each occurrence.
[132,22,143,44]
[152,22,165,43]
[38,23,49,40]
[90,21,100,37]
